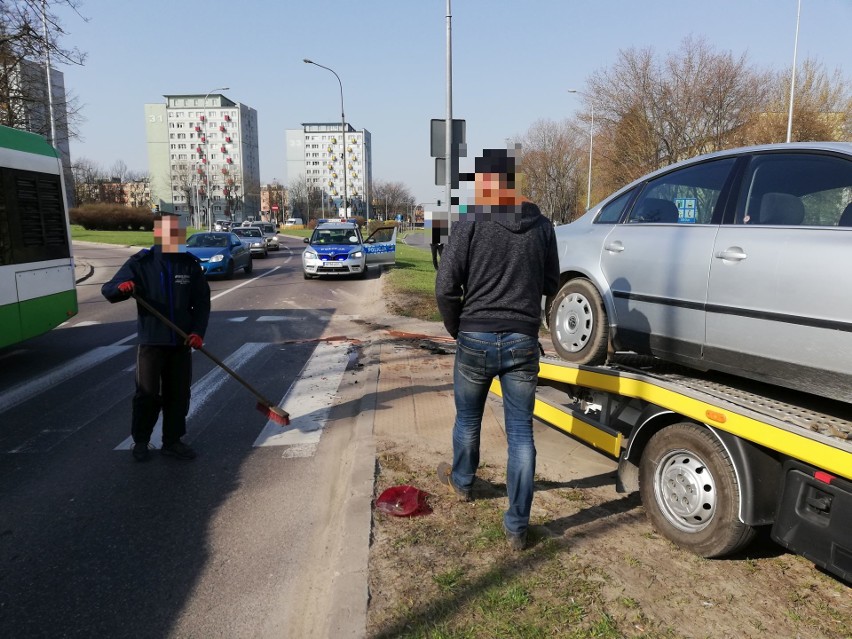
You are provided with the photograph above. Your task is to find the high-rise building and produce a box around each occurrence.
[2,59,74,207]
[286,123,372,218]
[145,93,260,224]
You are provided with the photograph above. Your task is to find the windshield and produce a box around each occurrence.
[233,228,261,238]
[187,233,228,248]
[310,228,360,245]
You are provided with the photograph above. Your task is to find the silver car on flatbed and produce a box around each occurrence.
[546,142,852,403]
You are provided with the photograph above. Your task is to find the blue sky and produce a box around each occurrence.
[60,0,851,206]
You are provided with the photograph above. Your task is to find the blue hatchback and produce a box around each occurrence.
[186,232,252,279]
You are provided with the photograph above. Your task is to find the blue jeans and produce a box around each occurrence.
[450,331,540,534]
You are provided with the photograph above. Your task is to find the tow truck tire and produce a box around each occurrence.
[639,423,756,558]
[549,278,609,365]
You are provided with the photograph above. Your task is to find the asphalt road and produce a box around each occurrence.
[0,236,380,637]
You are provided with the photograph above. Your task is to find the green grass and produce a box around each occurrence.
[386,230,441,321]
[71,224,205,247]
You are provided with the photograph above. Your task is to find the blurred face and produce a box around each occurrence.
[154,215,187,253]
[474,172,518,206]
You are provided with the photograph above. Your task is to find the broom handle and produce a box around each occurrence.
[131,292,276,407]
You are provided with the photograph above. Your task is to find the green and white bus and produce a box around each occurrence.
[0,125,77,349]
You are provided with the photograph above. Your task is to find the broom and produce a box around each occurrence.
[131,291,290,426]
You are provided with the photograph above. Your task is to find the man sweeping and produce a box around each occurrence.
[102,213,211,462]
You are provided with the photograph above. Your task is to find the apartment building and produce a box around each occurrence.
[145,93,260,223]
[285,122,372,217]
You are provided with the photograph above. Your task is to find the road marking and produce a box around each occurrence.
[211,266,280,302]
[0,342,133,416]
[227,317,249,322]
[257,316,298,322]
[114,342,267,450]
[253,341,350,455]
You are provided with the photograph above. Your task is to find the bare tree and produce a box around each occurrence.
[519,120,585,222]
[740,57,852,144]
[372,180,415,219]
[70,156,102,205]
[288,174,309,220]
[0,1,87,140]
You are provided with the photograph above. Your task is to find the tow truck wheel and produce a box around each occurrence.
[549,278,608,365]
[639,423,756,558]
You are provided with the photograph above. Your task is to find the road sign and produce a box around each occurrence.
[430,119,467,158]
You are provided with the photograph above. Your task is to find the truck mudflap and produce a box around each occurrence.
[771,460,852,583]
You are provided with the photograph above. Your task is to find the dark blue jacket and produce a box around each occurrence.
[102,246,211,345]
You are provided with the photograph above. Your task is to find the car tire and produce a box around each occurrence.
[304,271,314,280]
[224,260,235,280]
[639,423,756,558]
[360,265,368,279]
[549,278,609,365]
[243,258,253,275]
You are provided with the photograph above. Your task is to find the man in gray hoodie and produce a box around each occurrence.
[435,147,559,550]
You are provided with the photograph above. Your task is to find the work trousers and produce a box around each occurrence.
[132,344,192,446]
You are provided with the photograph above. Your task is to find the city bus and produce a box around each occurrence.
[0,125,77,349]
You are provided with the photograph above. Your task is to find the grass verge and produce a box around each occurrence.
[71,224,203,247]
[386,231,441,322]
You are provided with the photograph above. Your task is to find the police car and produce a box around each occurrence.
[302,222,396,279]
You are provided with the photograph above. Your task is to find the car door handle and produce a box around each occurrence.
[604,241,624,253]
[715,247,748,261]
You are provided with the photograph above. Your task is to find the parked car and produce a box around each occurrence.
[186,231,252,278]
[546,141,852,402]
[257,222,280,250]
[302,222,397,279]
[284,218,304,227]
[231,226,268,258]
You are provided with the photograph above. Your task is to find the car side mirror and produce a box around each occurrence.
[303,237,309,243]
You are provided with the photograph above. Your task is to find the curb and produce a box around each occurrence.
[75,262,94,284]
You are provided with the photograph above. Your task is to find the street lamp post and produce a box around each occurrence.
[201,87,229,230]
[568,89,594,211]
[786,0,802,143]
[303,58,347,218]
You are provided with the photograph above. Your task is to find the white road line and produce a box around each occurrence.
[210,266,280,302]
[253,341,350,455]
[0,343,134,416]
[114,342,267,450]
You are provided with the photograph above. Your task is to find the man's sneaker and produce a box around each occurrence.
[503,522,528,551]
[160,440,197,460]
[437,462,472,502]
[132,442,151,462]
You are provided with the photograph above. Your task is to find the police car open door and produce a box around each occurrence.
[364,226,397,267]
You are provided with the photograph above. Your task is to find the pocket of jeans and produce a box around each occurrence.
[457,341,487,376]
[509,347,539,381]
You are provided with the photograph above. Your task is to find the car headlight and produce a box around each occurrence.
[304,250,317,259]
[252,241,262,247]
[351,250,364,259]
[210,254,224,263]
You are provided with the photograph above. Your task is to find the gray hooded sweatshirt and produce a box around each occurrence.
[435,201,560,338]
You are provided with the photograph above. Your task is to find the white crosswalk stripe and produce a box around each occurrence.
[253,341,351,456]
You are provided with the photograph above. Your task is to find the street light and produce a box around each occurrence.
[568,89,594,211]
[202,86,229,229]
[786,0,802,143]
[303,58,347,218]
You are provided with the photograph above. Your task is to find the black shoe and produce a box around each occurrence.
[437,462,472,502]
[160,440,196,460]
[132,442,151,462]
[503,522,528,551]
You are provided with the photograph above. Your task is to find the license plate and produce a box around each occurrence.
[325,262,343,268]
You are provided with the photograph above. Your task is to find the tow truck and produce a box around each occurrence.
[491,354,852,582]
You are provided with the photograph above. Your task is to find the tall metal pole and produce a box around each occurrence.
[587,104,594,210]
[304,59,347,218]
[786,0,802,143]
[445,0,453,236]
[41,0,56,147]
[568,89,594,211]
